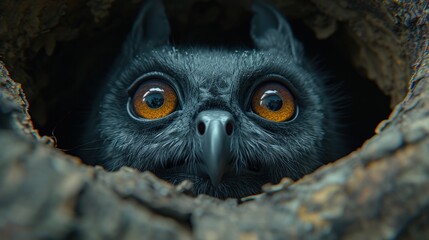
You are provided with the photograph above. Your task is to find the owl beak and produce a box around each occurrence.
[196,110,234,187]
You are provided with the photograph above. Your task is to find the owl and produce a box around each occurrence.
[81,0,345,198]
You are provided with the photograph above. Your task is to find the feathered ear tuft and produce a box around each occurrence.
[126,0,171,55]
[250,0,303,61]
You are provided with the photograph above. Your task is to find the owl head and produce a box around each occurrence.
[86,0,344,198]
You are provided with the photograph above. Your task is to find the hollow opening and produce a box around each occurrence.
[2,0,405,197]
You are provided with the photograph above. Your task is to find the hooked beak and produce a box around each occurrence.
[196,110,234,187]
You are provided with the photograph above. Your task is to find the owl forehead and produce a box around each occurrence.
[137,46,306,106]
[154,47,270,86]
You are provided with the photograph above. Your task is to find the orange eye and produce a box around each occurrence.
[251,82,296,122]
[132,80,178,119]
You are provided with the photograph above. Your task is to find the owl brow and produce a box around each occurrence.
[138,55,179,77]
[237,64,290,89]
[150,54,202,100]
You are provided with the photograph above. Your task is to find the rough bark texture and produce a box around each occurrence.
[0,0,428,239]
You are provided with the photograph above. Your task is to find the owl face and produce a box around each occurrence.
[96,46,336,198]
[87,0,342,198]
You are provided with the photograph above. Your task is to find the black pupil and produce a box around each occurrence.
[262,94,283,111]
[145,92,164,109]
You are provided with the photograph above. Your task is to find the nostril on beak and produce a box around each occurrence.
[197,122,206,135]
[225,121,233,136]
